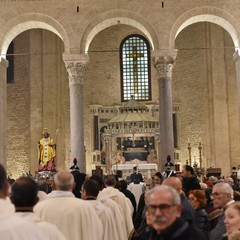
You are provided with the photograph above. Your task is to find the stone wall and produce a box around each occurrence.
[5,22,240,177]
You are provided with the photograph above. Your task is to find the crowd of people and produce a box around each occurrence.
[1,163,240,240]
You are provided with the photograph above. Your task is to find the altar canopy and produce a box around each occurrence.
[102,97,160,173]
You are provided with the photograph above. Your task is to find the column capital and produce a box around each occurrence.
[0,57,9,69]
[152,49,177,78]
[89,105,102,115]
[62,53,89,84]
[102,133,112,143]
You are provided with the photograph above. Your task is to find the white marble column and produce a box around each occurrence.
[152,50,177,171]
[63,53,89,173]
[0,57,8,167]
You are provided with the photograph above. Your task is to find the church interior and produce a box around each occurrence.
[1,0,240,179]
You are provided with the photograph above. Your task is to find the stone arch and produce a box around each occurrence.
[170,6,240,50]
[80,9,159,53]
[0,12,70,57]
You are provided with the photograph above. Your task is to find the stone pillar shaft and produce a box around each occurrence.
[103,133,112,174]
[63,54,89,172]
[0,58,8,167]
[233,51,240,132]
[152,50,177,171]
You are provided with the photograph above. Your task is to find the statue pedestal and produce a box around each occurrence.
[112,163,157,179]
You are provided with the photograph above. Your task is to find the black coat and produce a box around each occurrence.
[130,172,144,183]
[195,208,210,236]
[133,218,208,240]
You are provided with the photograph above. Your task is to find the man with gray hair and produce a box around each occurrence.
[210,182,235,240]
[135,185,207,240]
[35,170,103,240]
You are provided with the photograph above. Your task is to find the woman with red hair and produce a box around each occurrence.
[188,189,210,237]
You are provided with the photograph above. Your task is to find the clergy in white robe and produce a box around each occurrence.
[128,182,146,207]
[0,202,48,240]
[0,164,45,240]
[99,197,128,240]
[16,212,66,240]
[35,171,103,240]
[82,179,120,240]
[10,176,66,240]
[98,174,134,237]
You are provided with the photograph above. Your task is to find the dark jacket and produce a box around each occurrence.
[180,192,195,224]
[133,217,208,240]
[130,172,144,183]
[195,208,210,237]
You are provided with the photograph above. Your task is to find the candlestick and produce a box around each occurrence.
[187,142,192,166]
[198,141,202,169]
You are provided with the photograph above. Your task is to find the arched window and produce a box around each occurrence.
[120,35,151,101]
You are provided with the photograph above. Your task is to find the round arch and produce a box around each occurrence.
[80,9,159,53]
[170,6,240,50]
[0,12,70,57]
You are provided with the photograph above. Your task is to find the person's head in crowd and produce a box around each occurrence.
[0,164,9,199]
[145,178,154,190]
[210,182,234,209]
[145,185,181,234]
[153,172,163,185]
[200,182,208,190]
[53,170,74,191]
[116,170,123,180]
[205,180,213,189]
[182,165,194,178]
[90,174,104,189]
[118,180,128,192]
[188,189,207,209]
[10,177,38,209]
[226,177,234,186]
[81,179,100,200]
[162,176,182,194]
[224,202,240,237]
[104,174,117,188]
[37,179,48,193]
[209,176,218,185]
[133,166,138,172]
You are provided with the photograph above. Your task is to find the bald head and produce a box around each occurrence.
[162,177,182,194]
[54,171,74,191]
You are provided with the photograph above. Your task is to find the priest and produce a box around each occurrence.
[34,170,103,240]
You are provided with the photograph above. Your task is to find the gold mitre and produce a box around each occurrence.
[42,128,50,134]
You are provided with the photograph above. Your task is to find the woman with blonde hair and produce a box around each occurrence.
[223,202,240,240]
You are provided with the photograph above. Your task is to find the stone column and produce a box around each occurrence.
[155,132,160,170]
[233,51,240,131]
[102,132,112,174]
[63,53,89,173]
[152,50,177,171]
[0,57,8,167]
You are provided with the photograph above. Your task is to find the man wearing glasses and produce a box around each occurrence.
[135,185,207,240]
[210,182,235,240]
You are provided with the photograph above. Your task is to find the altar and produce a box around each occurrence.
[112,162,158,179]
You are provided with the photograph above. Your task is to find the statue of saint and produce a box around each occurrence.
[38,128,56,172]
[113,151,125,164]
